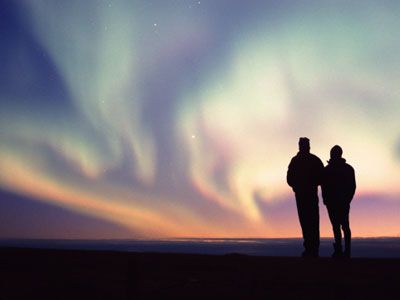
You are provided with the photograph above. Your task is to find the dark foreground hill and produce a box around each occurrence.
[0,248,399,300]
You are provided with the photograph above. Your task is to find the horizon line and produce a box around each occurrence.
[0,236,399,241]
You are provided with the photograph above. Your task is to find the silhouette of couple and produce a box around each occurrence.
[287,137,356,258]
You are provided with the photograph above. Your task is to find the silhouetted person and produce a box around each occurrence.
[287,137,324,258]
[322,145,356,258]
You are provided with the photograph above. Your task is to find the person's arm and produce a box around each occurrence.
[321,166,329,205]
[287,158,295,189]
[349,166,356,202]
[314,156,325,186]
[321,169,327,205]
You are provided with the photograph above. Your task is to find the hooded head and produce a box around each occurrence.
[328,145,346,164]
[330,145,343,160]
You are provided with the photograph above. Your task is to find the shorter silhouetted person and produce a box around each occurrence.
[287,137,324,257]
[322,145,356,258]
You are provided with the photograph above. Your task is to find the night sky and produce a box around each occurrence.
[1,0,399,239]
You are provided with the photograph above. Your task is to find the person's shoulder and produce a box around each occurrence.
[310,153,323,163]
[289,154,299,162]
[323,163,333,175]
[345,162,355,172]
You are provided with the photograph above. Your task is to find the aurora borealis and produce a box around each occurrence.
[1,0,399,239]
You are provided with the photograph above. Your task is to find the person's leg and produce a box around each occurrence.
[309,199,320,256]
[295,197,308,256]
[341,204,351,257]
[296,195,318,257]
[296,193,319,257]
[328,205,343,257]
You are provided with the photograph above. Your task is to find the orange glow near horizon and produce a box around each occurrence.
[1,147,398,238]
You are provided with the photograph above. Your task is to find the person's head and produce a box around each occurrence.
[330,145,343,160]
[298,137,310,153]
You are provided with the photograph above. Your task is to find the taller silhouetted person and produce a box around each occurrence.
[322,145,356,258]
[287,137,324,257]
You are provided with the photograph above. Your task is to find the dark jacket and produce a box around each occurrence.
[322,158,356,205]
[287,152,324,194]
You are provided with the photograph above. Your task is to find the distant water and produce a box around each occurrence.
[0,238,399,258]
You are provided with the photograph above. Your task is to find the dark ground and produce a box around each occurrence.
[0,248,399,300]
